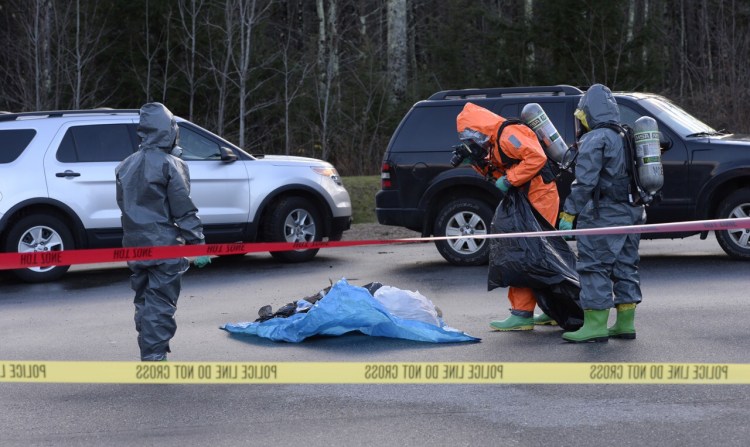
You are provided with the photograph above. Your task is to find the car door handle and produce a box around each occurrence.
[56,170,81,178]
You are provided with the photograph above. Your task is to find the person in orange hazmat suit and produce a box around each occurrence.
[456,102,559,331]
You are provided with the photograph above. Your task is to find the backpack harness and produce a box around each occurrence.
[495,119,557,185]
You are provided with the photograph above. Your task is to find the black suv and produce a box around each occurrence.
[376,85,750,265]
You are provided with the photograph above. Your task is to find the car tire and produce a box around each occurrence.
[265,197,322,263]
[715,188,750,259]
[433,198,493,266]
[5,214,74,283]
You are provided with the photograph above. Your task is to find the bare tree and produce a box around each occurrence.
[0,0,56,110]
[524,0,534,74]
[59,0,115,108]
[554,2,630,87]
[387,0,407,104]
[205,0,237,135]
[233,0,274,149]
[272,17,312,155]
[176,0,206,120]
[130,0,175,104]
[329,1,390,174]
[315,0,340,160]
[157,6,175,103]
[133,0,158,102]
[338,49,390,175]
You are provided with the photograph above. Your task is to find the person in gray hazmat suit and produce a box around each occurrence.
[116,102,211,361]
[557,84,646,343]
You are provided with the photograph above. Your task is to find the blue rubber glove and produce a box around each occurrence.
[495,176,512,193]
[194,255,212,268]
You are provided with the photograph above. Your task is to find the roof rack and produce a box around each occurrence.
[428,85,583,100]
[0,109,139,122]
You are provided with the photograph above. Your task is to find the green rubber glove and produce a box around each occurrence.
[495,176,512,193]
[558,218,573,231]
[558,211,575,238]
[194,255,212,268]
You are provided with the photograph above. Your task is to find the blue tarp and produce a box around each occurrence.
[221,279,480,343]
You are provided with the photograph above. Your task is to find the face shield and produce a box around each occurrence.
[574,108,590,139]
[458,128,491,149]
[452,128,491,168]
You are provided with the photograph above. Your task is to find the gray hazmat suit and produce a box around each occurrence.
[562,85,645,311]
[115,102,205,361]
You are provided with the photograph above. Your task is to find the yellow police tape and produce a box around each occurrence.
[0,361,746,384]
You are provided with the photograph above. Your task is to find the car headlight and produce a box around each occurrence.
[312,166,342,186]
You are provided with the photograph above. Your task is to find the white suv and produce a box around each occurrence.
[0,109,352,282]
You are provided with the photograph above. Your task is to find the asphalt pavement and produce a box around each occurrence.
[1,234,749,446]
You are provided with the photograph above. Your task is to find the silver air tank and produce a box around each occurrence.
[634,116,664,196]
[520,103,568,165]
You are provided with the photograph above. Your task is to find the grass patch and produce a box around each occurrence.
[342,175,380,224]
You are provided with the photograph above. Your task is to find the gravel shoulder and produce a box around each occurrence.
[342,223,420,240]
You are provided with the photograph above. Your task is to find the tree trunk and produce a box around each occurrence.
[387,0,407,104]
[315,0,338,161]
[237,0,259,149]
[524,0,534,76]
[177,0,205,121]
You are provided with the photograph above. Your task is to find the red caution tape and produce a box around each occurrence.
[1,217,749,270]
[0,239,392,270]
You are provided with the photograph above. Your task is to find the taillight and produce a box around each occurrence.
[381,162,392,189]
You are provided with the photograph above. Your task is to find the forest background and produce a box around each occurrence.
[1,0,748,176]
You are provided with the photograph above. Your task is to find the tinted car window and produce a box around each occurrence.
[178,124,221,160]
[0,129,36,163]
[57,124,136,162]
[620,104,667,136]
[497,103,519,117]
[392,106,464,151]
[618,104,642,127]
[498,101,569,142]
[536,102,569,142]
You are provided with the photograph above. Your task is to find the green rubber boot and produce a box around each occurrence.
[562,309,610,343]
[533,313,557,326]
[489,315,534,331]
[608,303,637,339]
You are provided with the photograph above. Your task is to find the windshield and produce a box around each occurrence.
[638,96,718,137]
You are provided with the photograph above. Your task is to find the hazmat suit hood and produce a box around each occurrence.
[577,84,620,130]
[564,84,645,313]
[137,102,179,151]
[456,102,505,148]
[116,102,204,249]
[564,83,644,226]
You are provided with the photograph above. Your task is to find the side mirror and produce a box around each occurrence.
[220,146,238,162]
[659,134,672,152]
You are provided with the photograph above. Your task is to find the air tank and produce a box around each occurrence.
[520,103,568,165]
[633,116,664,196]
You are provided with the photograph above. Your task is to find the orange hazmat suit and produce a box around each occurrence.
[456,102,559,313]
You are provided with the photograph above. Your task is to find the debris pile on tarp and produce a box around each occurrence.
[221,279,479,343]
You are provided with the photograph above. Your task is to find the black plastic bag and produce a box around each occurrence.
[488,188,583,330]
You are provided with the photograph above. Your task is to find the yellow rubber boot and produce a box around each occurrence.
[608,303,637,339]
[533,313,557,326]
